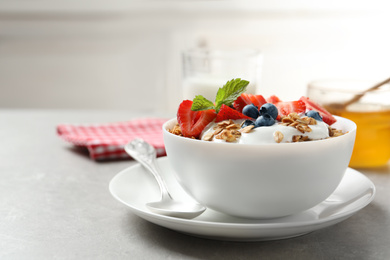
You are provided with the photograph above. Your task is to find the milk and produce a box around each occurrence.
[182,77,258,101]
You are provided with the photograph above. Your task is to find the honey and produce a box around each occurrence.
[325,104,390,168]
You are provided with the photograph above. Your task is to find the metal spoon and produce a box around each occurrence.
[124,138,206,219]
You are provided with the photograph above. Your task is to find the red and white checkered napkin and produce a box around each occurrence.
[57,118,168,160]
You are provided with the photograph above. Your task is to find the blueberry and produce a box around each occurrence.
[242,104,260,119]
[306,110,322,121]
[260,103,278,120]
[241,119,255,128]
[255,114,275,127]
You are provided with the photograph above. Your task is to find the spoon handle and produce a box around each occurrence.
[140,156,172,200]
[125,139,172,200]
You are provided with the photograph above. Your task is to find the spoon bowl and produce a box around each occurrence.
[146,200,206,218]
[124,138,206,219]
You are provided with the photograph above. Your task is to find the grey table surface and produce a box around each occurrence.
[1,109,389,260]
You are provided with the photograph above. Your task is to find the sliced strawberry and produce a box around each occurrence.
[177,100,216,138]
[215,104,252,122]
[233,94,251,112]
[266,95,282,104]
[233,93,266,112]
[249,94,267,108]
[192,110,201,124]
[275,100,306,119]
[299,96,337,125]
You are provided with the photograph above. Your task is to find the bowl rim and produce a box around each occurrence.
[162,116,356,147]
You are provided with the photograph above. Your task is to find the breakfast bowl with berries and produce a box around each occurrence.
[163,79,357,219]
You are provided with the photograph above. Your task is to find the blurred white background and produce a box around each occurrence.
[1,0,390,113]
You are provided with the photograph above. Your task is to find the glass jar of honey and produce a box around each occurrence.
[307,79,390,168]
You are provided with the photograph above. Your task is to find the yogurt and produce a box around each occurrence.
[201,119,330,143]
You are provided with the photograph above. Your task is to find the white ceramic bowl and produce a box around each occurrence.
[162,116,356,219]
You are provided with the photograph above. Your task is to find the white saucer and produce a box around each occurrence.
[109,157,375,241]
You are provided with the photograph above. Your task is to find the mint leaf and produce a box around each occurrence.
[214,78,249,112]
[190,78,250,112]
[191,95,215,111]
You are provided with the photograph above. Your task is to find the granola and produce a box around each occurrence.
[273,131,284,143]
[168,123,182,136]
[203,120,242,142]
[280,113,316,134]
